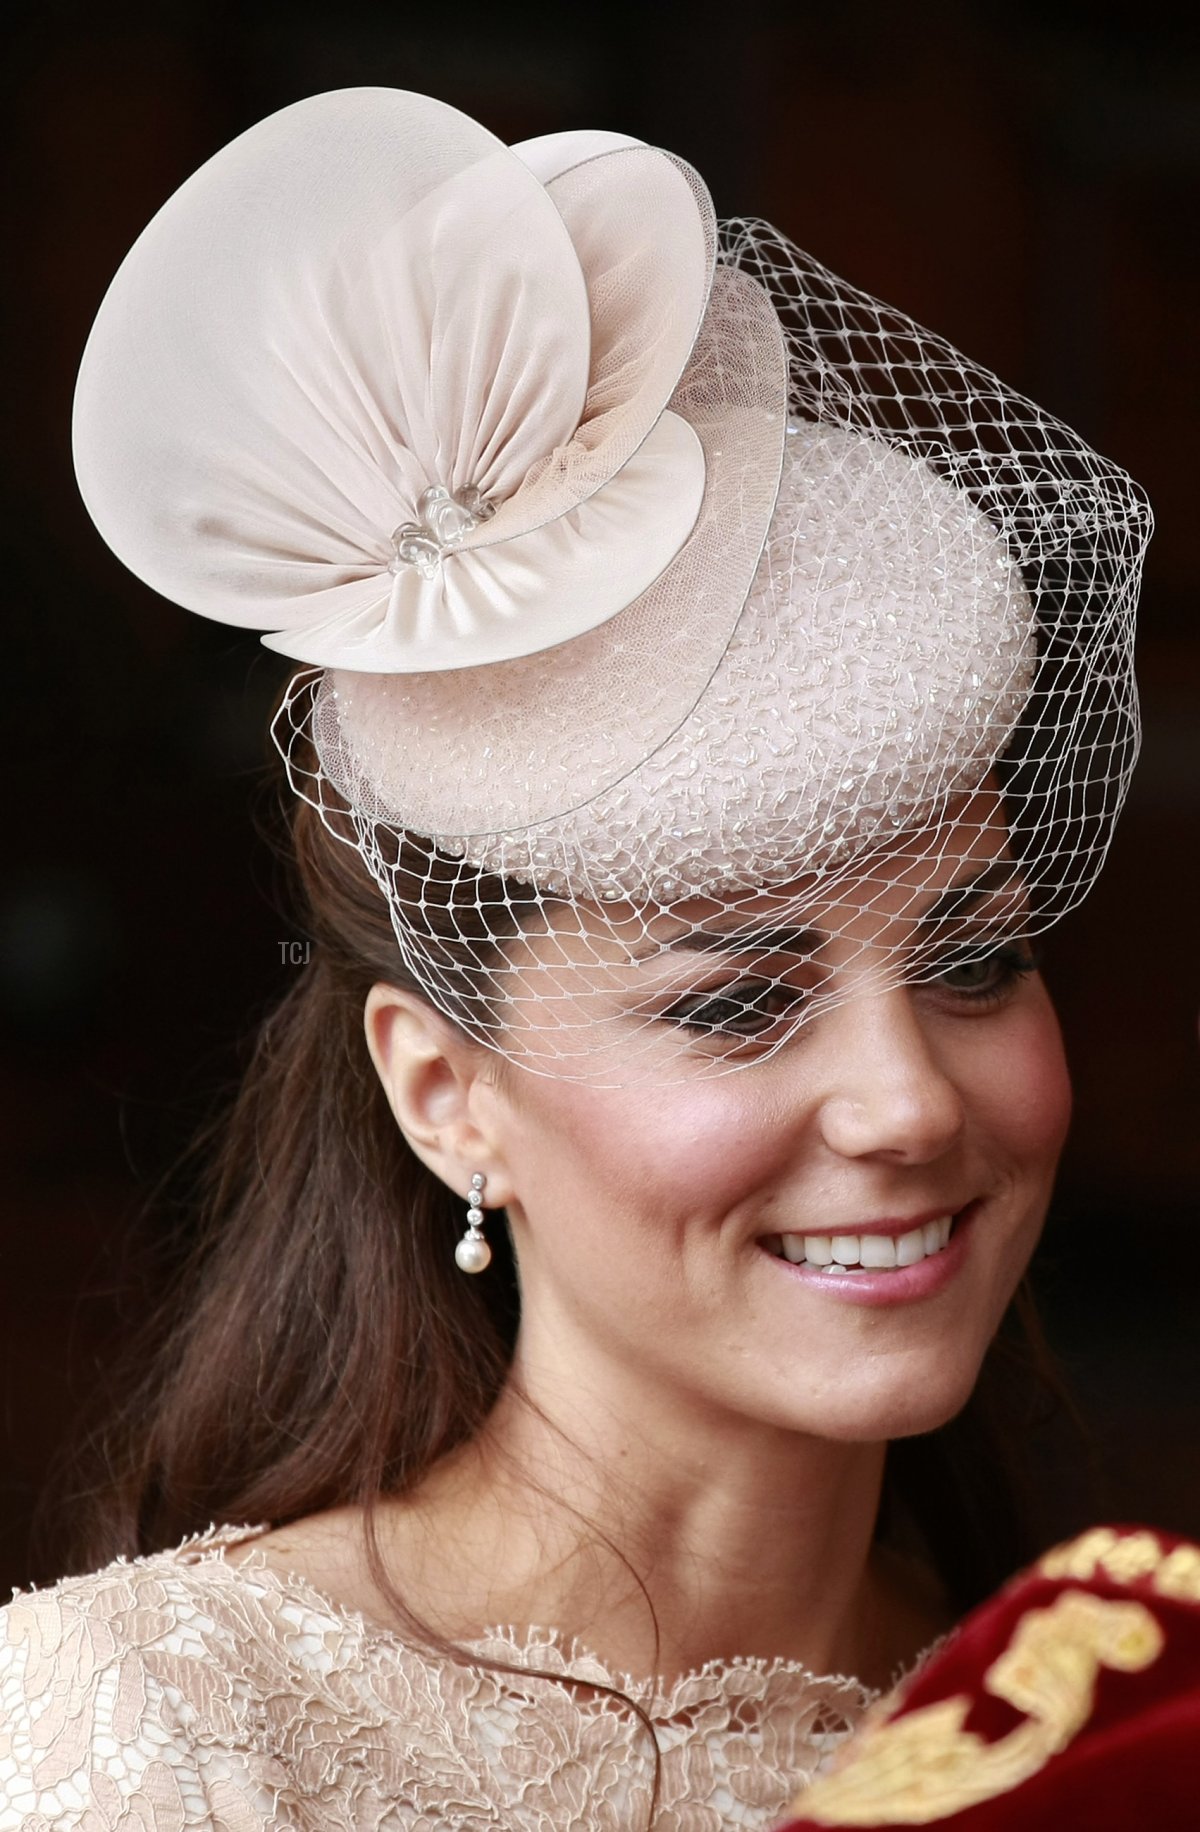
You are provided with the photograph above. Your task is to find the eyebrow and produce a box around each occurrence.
[629,924,822,964]
[627,860,1027,965]
[916,860,1029,929]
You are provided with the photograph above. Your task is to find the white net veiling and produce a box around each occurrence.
[274,219,1151,1088]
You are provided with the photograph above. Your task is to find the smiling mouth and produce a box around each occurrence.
[759,1214,958,1272]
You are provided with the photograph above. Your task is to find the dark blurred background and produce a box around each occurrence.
[2,0,1197,1592]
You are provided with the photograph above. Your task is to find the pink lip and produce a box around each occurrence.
[811,1206,968,1240]
[759,1202,980,1308]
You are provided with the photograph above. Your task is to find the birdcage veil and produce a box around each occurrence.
[73,88,1151,1087]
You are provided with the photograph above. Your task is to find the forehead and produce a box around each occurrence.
[509,785,1018,973]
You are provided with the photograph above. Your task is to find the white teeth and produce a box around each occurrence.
[766,1215,956,1271]
[895,1226,926,1267]
[860,1234,897,1269]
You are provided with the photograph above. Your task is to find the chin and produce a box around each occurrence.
[785,1355,988,1445]
[875,1382,981,1442]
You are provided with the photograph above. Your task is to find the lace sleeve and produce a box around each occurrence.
[0,1576,280,1830]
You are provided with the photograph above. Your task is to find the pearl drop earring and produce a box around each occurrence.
[455,1173,492,1274]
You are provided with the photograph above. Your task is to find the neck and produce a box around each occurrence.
[389,1332,920,1691]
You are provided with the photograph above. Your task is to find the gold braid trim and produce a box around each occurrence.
[788,1590,1162,1826]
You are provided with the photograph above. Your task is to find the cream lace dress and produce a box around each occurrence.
[0,1521,898,1830]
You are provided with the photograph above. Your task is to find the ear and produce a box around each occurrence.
[363,982,515,1207]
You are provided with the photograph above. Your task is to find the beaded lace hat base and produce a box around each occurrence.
[73,89,1151,1085]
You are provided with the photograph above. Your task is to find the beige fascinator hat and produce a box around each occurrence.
[74,88,1151,1082]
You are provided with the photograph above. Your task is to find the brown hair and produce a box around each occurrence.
[47,715,1085,1647]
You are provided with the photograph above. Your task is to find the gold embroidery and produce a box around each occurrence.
[789,1592,1163,1826]
[1039,1526,1122,1583]
[1156,1544,1200,1604]
[1039,1524,1200,1605]
[1040,1527,1163,1587]
[1093,1531,1163,1584]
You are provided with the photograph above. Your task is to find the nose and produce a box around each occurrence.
[815,988,966,1165]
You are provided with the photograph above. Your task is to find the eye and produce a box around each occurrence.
[927,940,1039,1004]
[662,976,806,1038]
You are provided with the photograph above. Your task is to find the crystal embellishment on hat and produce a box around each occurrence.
[357,422,1039,900]
[389,486,497,581]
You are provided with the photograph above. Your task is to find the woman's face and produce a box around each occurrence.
[480,790,1072,1444]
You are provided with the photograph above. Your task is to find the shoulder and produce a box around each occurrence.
[219,1505,411,1631]
[0,1524,289,1828]
[0,1523,290,1695]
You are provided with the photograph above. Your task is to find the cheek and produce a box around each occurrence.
[504,1077,793,1242]
[973,991,1073,1171]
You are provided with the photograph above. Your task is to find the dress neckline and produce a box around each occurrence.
[159,1519,929,1717]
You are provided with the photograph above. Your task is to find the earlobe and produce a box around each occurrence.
[362,982,515,1205]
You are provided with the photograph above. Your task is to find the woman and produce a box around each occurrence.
[0,89,1149,1829]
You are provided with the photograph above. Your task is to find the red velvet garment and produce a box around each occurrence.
[777,1525,1200,1830]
